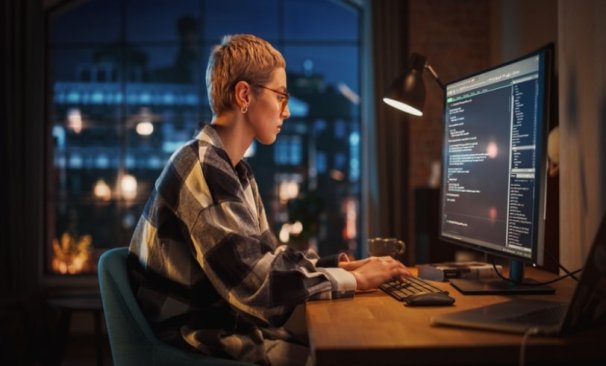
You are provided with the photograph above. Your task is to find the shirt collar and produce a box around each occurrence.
[195,123,251,182]
[195,123,226,151]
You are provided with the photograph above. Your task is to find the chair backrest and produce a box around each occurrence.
[98,247,158,365]
[98,247,250,366]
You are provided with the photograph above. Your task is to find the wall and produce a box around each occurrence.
[408,0,492,190]
[491,0,558,64]
[558,0,606,269]
[406,0,563,266]
[2,1,48,363]
[407,0,606,271]
[490,0,560,271]
[407,0,559,190]
[406,0,492,261]
[492,0,606,269]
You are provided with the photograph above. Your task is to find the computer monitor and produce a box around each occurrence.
[439,44,555,295]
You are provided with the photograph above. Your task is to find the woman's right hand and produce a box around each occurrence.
[338,257,371,271]
[350,256,411,291]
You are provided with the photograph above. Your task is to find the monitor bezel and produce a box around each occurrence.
[438,43,554,267]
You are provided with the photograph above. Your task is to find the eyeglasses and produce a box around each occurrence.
[253,84,290,114]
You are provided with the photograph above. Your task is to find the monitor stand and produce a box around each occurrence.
[449,260,555,295]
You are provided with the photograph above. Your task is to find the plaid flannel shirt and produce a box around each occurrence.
[128,124,356,364]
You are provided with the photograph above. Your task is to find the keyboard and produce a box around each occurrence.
[380,276,449,302]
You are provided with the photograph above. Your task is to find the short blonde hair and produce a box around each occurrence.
[206,34,286,115]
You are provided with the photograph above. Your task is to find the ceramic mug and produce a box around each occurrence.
[368,237,406,260]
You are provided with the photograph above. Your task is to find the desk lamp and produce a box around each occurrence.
[383,53,445,116]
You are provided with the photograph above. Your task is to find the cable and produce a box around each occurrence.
[490,258,583,286]
[545,250,579,281]
[519,327,540,366]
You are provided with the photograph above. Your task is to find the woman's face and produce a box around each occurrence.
[248,67,290,145]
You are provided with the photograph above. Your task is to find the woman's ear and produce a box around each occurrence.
[233,80,252,111]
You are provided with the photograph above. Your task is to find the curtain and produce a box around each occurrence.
[558,0,606,270]
[364,0,414,263]
[0,0,44,295]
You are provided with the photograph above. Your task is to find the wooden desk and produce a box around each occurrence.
[305,268,606,365]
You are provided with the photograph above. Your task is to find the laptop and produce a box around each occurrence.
[431,213,606,336]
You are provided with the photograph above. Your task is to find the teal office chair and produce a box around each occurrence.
[98,247,251,366]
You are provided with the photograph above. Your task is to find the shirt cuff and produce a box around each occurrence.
[316,267,356,298]
[315,254,340,268]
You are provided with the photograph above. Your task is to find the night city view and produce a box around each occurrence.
[48,0,362,275]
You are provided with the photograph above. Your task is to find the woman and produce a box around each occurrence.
[128,34,410,365]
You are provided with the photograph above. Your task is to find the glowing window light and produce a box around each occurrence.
[148,155,162,169]
[53,125,66,147]
[291,221,303,235]
[95,154,109,169]
[279,223,291,242]
[139,92,151,104]
[163,93,174,104]
[338,82,360,104]
[349,131,360,145]
[120,174,137,200]
[343,198,357,240]
[91,91,104,103]
[330,169,345,181]
[278,180,299,203]
[122,212,136,229]
[186,94,198,105]
[125,155,136,169]
[93,179,112,201]
[69,153,83,168]
[279,222,304,243]
[136,121,154,136]
[67,108,83,133]
[67,91,80,103]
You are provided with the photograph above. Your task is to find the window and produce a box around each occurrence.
[47,0,361,275]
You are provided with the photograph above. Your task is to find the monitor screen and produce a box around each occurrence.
[439,45,553,268]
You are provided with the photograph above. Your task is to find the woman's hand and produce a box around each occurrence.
[350,256,412,291]
[338,257,371,271]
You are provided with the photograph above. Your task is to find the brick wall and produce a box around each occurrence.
[408,0,492,188]
[404,0,493,262]
[404,0,560,268]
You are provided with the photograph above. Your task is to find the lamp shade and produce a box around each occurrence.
[383,53,427,116]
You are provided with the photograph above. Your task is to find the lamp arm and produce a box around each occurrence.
[425,64,446,92]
